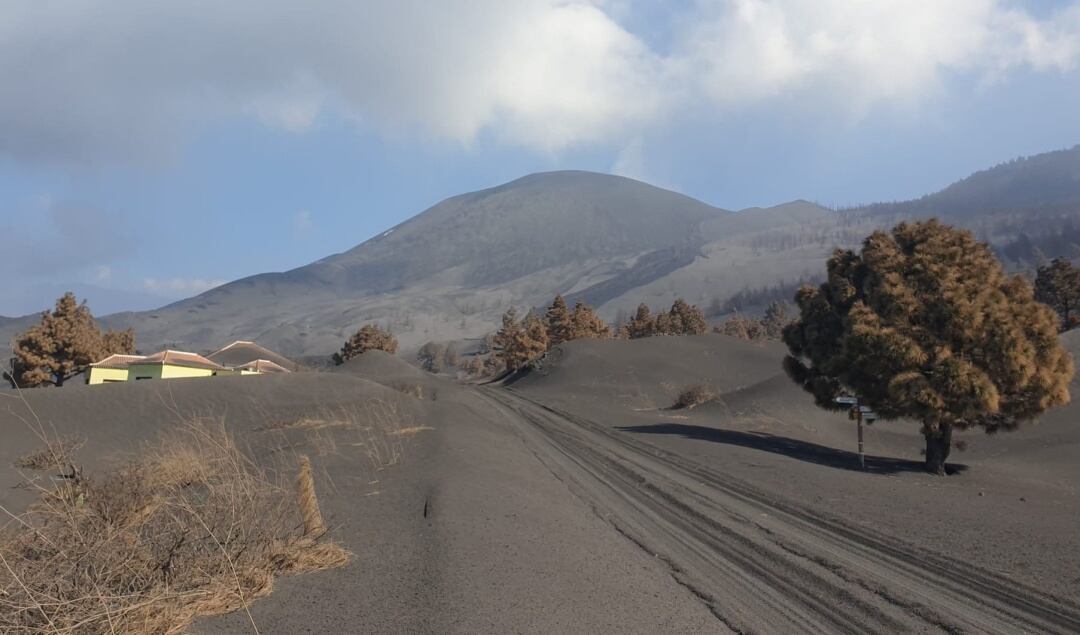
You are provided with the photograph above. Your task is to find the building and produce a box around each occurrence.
[235,359,292,374]
[207,340,299,371]
[86,340,296,384]
[126,350,227,381]
[86,354,147,384]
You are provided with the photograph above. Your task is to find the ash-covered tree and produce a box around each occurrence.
[716,314,765,341]
[10,292,136,387]
[761,301,793,339]
[332,324,398,365]
[444,342,460,368]
[494,309,550,372]
[416,341,447,372]
[493,308,526,373]
[667,298,708,335]
[520,314,551,364]
[620,303,654,339]
[718,302,792,341]
[783,220,1073,475]
[544,295,574,347]
[621,303,655,339]
[1035,257,1080,332]
[569,300,611,340]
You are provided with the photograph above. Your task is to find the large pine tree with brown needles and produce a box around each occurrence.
[10,292,135,387]
[783,220,1073,475]
[544,295,574,347]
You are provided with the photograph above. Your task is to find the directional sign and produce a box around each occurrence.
[834,396,858,405]
[859,405,874,413]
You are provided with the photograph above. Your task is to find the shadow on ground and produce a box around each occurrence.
[616,423,967,475]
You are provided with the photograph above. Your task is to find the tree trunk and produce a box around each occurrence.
[924,422,953,476]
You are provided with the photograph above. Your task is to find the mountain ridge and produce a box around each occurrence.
[4,146,1080,358]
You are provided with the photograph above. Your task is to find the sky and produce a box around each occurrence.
[2,0,1080,317]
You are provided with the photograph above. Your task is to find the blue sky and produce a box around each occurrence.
[2,0,1080,316]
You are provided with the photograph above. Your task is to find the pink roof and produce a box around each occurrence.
[133,350,227,371]
[237,359,291,374]
[90,354,147,369]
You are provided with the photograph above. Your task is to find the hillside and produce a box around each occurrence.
[856,145,1080,219]
[4,171,825,358]
[2,146,1079,360]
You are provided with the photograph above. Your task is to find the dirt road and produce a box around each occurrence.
[476,386,1080,634]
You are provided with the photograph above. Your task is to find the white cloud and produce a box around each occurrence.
[0,1,1077,164]
[675,0,1080,114]
[143,277,227,296]
[95,265,112,282]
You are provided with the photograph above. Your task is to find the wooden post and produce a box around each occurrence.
[857,408,865,469]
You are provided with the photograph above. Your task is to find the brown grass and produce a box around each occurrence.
[388,382,424,399]
[0,422,349,634]
[390,426,434,437]
[672,383,718,410]
[260,400,422,471]
[13,435,84,472]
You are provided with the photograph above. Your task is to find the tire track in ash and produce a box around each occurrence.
[476,387,1080,634]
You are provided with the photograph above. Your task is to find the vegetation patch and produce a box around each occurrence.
[13,435,85,471]
[0,423,348,634]
[388,381,425,399]
[672,383,718,410]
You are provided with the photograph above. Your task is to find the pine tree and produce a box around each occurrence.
[444,342,460,367]
[494,308,526,373]
[761,301,792,339]
[570,300,611,339]
[416,341,447,372]
[1035,257,1080,332]
[332,324,398,364]
[783,220,1074,475]
[621,303,655,339]
[520,314,550,365]
[544,295,574,347]
[716,314,751,340]
[653,311,673,335]
[11,292,135,387]
[668,298,708,335]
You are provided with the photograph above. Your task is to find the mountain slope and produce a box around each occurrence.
[3,146,1079,361]
[855,145,1080,218]
[83,171,802,356]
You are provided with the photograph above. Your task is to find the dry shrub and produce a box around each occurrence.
[388,382,424,399]
[0,422,349,635]
[13,435,84,471]
[672,383,718,410]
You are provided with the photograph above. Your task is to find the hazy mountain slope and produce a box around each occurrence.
[59,172,752,356]
[3,147,1079,362]
[313,170,726,290]
[855,145,1080,219]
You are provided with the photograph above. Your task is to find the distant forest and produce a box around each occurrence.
[709,276,822,316]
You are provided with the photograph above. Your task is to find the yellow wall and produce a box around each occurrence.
[128,364,215,381]
[87,367,129,385]
[161,364,215,379]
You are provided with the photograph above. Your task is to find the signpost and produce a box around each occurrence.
[835,396,870,469]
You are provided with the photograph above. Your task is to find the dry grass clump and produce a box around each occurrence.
[672,383,718,410]
[388,382,424,400]
[13,434,84,471]
[0,423,348,635]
